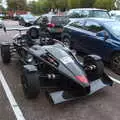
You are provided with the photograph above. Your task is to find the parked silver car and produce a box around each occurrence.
[109,10,120,21]
[0,18,4,28]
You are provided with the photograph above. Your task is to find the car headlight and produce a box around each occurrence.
[27,57,33,63]
[25,20,29,23]
[26,54,33,63]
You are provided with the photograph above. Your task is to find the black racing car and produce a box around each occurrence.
[0,27,113,104]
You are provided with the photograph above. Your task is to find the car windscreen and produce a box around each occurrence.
[24,15,35,20]
[104,21,120,37]
[67,10,110,18]
[51,16,69,25]
[115,15,120,21]
[67,10,89,18]
[91,10,110,18]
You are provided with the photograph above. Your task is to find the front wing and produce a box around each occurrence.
[46,74,113,104]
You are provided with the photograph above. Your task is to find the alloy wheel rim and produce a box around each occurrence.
[112,55,120,73]
[63,38,70,48]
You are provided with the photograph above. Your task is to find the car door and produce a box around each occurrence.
[67,20,89,51]
[82,20,106,56]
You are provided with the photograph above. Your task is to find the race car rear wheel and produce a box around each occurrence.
[1,44,11,64]
[111,52,120,75]
[62,37,74,49]
[62,37,70,48]
[21,72,40,99]
[84,55,104,80]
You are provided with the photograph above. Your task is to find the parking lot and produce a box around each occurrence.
[0,20,120,120]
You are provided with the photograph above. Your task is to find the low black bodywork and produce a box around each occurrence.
[1,27,113,104]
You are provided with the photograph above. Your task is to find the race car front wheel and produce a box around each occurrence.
[84,55,104,80]
[1,44,11,64]
[62,37,72,48]
[21,72,40,99]
[111,52,120,75]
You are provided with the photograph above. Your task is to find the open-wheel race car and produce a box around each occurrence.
[0,27,113,104]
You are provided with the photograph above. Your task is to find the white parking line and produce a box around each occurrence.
[109,75,120,84]
[0,70,25,120]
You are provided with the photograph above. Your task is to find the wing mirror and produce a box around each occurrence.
[96,31,109,40]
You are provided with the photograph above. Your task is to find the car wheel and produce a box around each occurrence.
[23,22,26,26]
[1,44,11,64]
[25,23,28,27]
[84,55,104,80]
[21,72,40,99]
[62,37,71,48]
[111,53,120,75]
[19,22,21,25]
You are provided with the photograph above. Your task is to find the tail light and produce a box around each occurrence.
[75,75,88,84]
[47,23,55,28]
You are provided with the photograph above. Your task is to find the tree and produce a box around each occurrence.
[27,0,115,15]
[0,0,2,8]
[67,0,95,8]
[93,0,115,10]
[80,0,95,8]
[67,0,80,8]
[7,0,27,11]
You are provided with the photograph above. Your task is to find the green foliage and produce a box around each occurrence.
[93,0,115,10]
[7,0,27,11]
[7,0,116,14]
[80,0,96,8]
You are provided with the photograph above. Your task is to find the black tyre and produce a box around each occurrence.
[84,55,104,80]
[27,27,39,39]
[1,45,11,64]
[62,37,71,48]
[111,53,120,75]
[19,22,21,25]
[21,72,40,99]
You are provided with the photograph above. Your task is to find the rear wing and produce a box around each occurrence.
[3,25,40,33]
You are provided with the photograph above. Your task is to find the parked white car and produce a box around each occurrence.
[109,10,120,21]
[109,10,120,16]
[66,8,111,22]
[0,18,4,28]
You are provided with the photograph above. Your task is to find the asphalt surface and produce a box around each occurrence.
[0,20,120,120]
